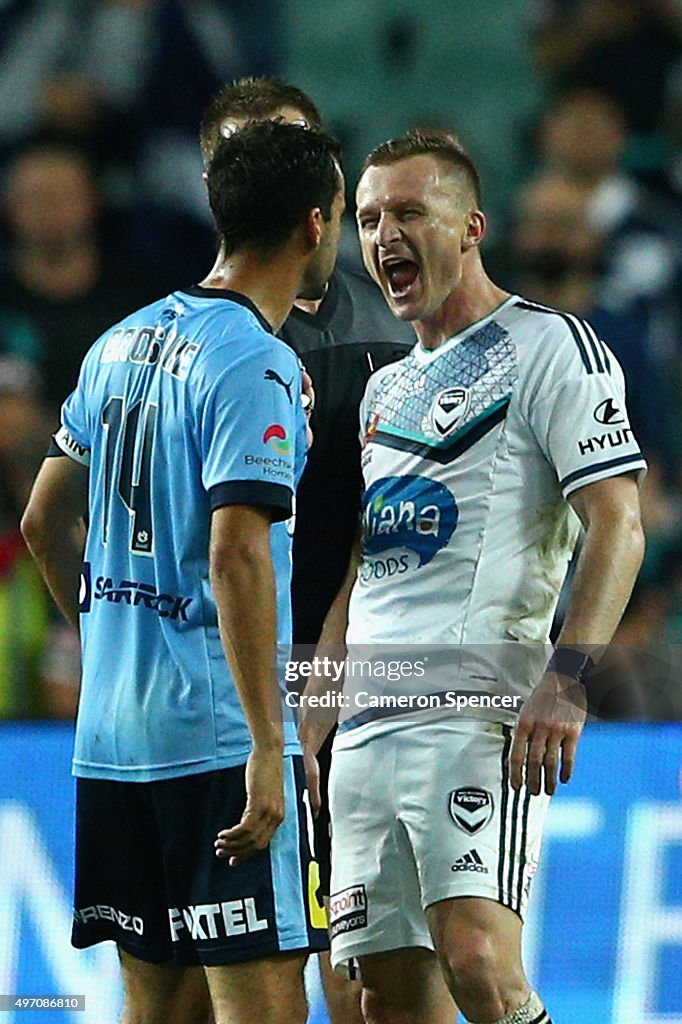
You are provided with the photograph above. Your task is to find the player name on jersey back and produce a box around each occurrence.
[100,323,199,380]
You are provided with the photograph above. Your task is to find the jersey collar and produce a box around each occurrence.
[413,294,519,364]
[180,285,272,333]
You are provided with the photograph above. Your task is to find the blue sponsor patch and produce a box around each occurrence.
[362,475,458,568]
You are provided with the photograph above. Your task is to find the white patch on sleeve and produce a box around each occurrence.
[54,425,91,467]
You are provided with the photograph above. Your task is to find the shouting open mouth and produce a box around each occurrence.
[380,255,421,300]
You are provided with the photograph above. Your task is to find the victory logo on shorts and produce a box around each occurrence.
[448,787,494,835]
[430,386,470,436]
[262,424,291,455]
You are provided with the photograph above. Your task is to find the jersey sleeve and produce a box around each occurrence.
[199,338,305,522]
[52,357,93,467]
[523,318,647,498]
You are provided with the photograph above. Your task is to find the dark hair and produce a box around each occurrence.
[200,77,323,165]
[362,130,482,206]
[206,121,341,256]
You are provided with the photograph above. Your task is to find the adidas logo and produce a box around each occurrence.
[451,849,489,873]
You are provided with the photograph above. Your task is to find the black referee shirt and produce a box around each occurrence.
[280,266,414,644]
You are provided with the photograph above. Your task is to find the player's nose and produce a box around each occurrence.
[376,212,401,247]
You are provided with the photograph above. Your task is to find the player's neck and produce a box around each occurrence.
[293,285,328,317]
[414,261,510,351]
[200,248,303,333]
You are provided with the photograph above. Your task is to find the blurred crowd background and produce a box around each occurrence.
[2,0,682,721]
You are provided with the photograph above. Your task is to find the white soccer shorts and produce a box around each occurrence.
[328,719,550,972]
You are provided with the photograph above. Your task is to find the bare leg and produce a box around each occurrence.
[427,897,530,1022]
[358,947,458,1024]
[118,947,213,1024]
[318,948,364,1024]
[204,951,307,1024]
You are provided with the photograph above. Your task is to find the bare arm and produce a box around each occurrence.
[299,533,360,749]
[21,455,88,632]
[558,474,645,645]
[210,504,286,865]
[298,531,361,814]
[510,474,645,795]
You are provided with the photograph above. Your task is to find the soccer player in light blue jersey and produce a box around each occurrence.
[22,121,345,1024]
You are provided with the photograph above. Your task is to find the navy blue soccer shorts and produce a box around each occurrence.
[72,755,328,965]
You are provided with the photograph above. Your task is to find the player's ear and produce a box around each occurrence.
[304,207,324,250]
[202,171,208,185]
[462,210,486,251]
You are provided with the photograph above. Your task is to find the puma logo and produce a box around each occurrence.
[264,368,294,404]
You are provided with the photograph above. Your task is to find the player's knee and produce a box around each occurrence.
[212,997,305,1024]
[322,973,363,1024]
[167,1003,213,1024]
[438,932,505,1009]
[361,984,421,1024]
[270,1004,307,1024]
[125,993,212,1024]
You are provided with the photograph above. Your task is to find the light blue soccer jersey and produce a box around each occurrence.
[54,287,307,781]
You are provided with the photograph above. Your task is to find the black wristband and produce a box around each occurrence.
[546,647,595,684]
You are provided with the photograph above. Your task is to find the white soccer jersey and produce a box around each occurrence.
[338,295,645,739]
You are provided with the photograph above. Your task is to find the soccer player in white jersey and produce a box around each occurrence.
[301,132,646,1024]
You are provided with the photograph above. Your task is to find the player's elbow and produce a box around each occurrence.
[209,536,271,588]
[20,498,48,560]
[614,504,646,574]
[629,514,646,572]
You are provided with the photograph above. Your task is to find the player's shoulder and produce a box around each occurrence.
[175,289,297,371]
[173,287,269,339]
[82,295,171,374]
[505,296,614,378]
